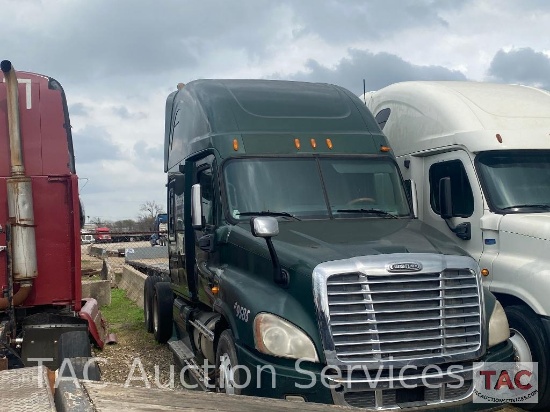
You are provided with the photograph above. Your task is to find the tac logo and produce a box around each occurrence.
[473,362,538,404]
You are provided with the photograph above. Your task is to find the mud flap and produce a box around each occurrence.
[78,298,116,349]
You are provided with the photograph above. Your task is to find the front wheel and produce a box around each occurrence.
[505,305,550,410]
[215,330,242,395]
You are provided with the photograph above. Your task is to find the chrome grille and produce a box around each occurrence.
[327,269,481,363]
[344,379,473,409]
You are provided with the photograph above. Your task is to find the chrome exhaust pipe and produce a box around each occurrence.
[1,60,37,309]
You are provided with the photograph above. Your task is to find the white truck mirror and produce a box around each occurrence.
[191,183,203,229]
[410,179,418,218]
[250,216,279,238]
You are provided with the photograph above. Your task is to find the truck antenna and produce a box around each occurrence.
[363,79,366,105]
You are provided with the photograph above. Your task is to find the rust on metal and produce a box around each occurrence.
[1,60,25,176]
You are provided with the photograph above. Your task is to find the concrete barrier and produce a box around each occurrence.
[124,245,168,261]
[82,279,111,307]
[117,265,147,308]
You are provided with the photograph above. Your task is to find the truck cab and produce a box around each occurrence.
[144,79,514,409]
[0,60,107,375]
[366,80,550,408]
[151,213,168,246]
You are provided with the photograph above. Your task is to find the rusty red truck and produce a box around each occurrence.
[0,60,108,375]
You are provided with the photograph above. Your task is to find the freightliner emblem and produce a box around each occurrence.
[387,262,423,272]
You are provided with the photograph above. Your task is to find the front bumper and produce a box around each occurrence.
[236,340,515,411]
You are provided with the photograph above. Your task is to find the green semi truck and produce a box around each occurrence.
[143,79,514,410]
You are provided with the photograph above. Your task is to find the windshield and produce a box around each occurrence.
[476,150,550,212]
[223,157,411,220]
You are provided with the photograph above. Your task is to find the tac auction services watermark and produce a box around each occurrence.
[473,362,538,404]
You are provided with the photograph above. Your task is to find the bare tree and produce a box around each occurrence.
[89,216,112,227]
[139,201,165,219]
[138,201,165,231]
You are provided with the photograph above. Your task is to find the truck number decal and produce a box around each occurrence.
[2,78,32,109]
[234,302,250,323]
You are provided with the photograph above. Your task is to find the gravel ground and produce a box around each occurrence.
[92,321,179,389]
[83,246,180,389]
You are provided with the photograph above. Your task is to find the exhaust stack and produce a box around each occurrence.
[0,60,37,309]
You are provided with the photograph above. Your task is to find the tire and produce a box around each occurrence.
[144,275,160,333]
[59,356,101,381]
[505,305,550,410]
[58,331,92,362]
[152,281,173,343]
[215,330,242,395]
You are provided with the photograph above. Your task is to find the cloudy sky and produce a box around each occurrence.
[3,0,550,222]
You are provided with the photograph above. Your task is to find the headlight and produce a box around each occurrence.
[488,300,510,348]
[254,313,319,362]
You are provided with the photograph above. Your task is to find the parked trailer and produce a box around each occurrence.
[0,61,108,377]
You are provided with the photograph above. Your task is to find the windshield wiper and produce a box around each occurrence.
[237,211,301,221]
[501,204,550,211]
[336,208,398,219]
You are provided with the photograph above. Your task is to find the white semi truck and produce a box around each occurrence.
[365,80,550,409]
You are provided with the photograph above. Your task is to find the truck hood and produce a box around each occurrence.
[499,213,550,241]
[231,218,469,272]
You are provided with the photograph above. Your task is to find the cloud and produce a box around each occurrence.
[73,125,123,164]
[3,0,547,221]
[112,106,147,120]
[289,0,472,43]
[78,159,166,221]
[287,49,467,94]
[69,102,91,117]
[133,143,163,163]
[487,47,550,90]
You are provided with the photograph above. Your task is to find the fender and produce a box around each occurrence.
[79,298,116,348]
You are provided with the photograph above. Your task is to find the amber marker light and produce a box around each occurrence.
[233,139,239,151]
[326,138,333,149]
[481,268,490,277]
[211,286,220,294]
[496,133,503,143]
[294,138,301,150]
[380,145,391,152]
[310,138,317,149]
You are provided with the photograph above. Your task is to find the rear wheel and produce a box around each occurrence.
[505,305,550,410]
[58,331,92,360]
[58,331,100,381]
[59,357,101,381]
[144,275,160,333]
[152,282,173,343]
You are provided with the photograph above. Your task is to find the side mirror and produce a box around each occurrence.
[409,180,418,218]
[404,180,418,218]
[250,217,288,287]
[250,216,279,238]
[191,183,203,229]
[439,177,453,220]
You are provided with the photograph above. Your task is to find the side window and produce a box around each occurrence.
[429,160,474,217]
[375,108,391,130]
[195,154,216,227]
[174,174,184,232]
[168,185,175,236]
[197,167,214,225]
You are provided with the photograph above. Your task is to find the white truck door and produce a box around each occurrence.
[421,150,485,264]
